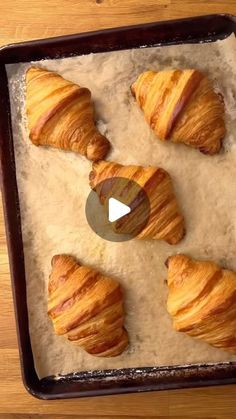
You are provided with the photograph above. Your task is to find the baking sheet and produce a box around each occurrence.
[6,34,236,379]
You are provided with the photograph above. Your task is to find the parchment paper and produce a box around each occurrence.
[6,34,236,378]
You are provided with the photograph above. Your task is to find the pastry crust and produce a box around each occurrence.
[26,67,110,161]
[48,255,128,357]
[131,69,226,154]
[90,160,185,244]
[166,254,236,353]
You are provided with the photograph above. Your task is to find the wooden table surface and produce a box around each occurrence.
[0,1,236,417]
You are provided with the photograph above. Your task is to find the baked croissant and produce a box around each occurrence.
[166,254,236,353]
[48,254,128,357]
[90,160,185,244]
[131,69,225,154]
[26,67,110,161]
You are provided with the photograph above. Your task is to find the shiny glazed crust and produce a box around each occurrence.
[166,254,236,353]
[90,160,185,244]
[131,69,226,154]
[48,255,128,357]
[26,67,110,161]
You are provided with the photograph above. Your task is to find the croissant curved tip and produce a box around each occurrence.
[118,328,129,354]
[51,254,63,266]
[92,328,129,357]
[89,170,96,188]
[165,225,186,245]
[26,66,39,73]
[26,66,44,79]
[51,254,77,267]
[199,139,223,155]
[86,136,111,162]
[89,161,100,188]
[166,253,189,268]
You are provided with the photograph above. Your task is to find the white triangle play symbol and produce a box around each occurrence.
[108,197,131,222]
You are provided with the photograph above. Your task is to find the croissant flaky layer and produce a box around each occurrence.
[90,160,185,244]
[166,254,236,353]
[48,255,128,357]
[131,69,226,154]
[26,67,110,161]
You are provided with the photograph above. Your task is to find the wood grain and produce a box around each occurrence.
[0,0,236,417]
[1,0,236,47]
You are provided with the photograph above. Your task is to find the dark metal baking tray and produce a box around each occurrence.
[0,14,236,399]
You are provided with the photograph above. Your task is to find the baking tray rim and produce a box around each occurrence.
[0,13,236,399]
[1,13,236,62]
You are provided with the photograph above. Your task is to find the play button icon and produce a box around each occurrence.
[85,176,150,242]
[108,198,131,222]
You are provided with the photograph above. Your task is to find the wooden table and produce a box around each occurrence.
[0,1,236,417]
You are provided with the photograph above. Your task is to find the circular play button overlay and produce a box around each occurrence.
[85,177,150,242]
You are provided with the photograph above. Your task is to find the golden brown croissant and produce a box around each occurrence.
[166,254,236,353]
[48,254,128,357]
[131,69,225,154]
[26,67,110,161]
[90,160,185,244]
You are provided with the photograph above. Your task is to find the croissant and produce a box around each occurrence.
[166,254,236,353]
[26,67,110,161]
[48,254,128,357]
[131,69,225,154]
[89,160,185,244]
